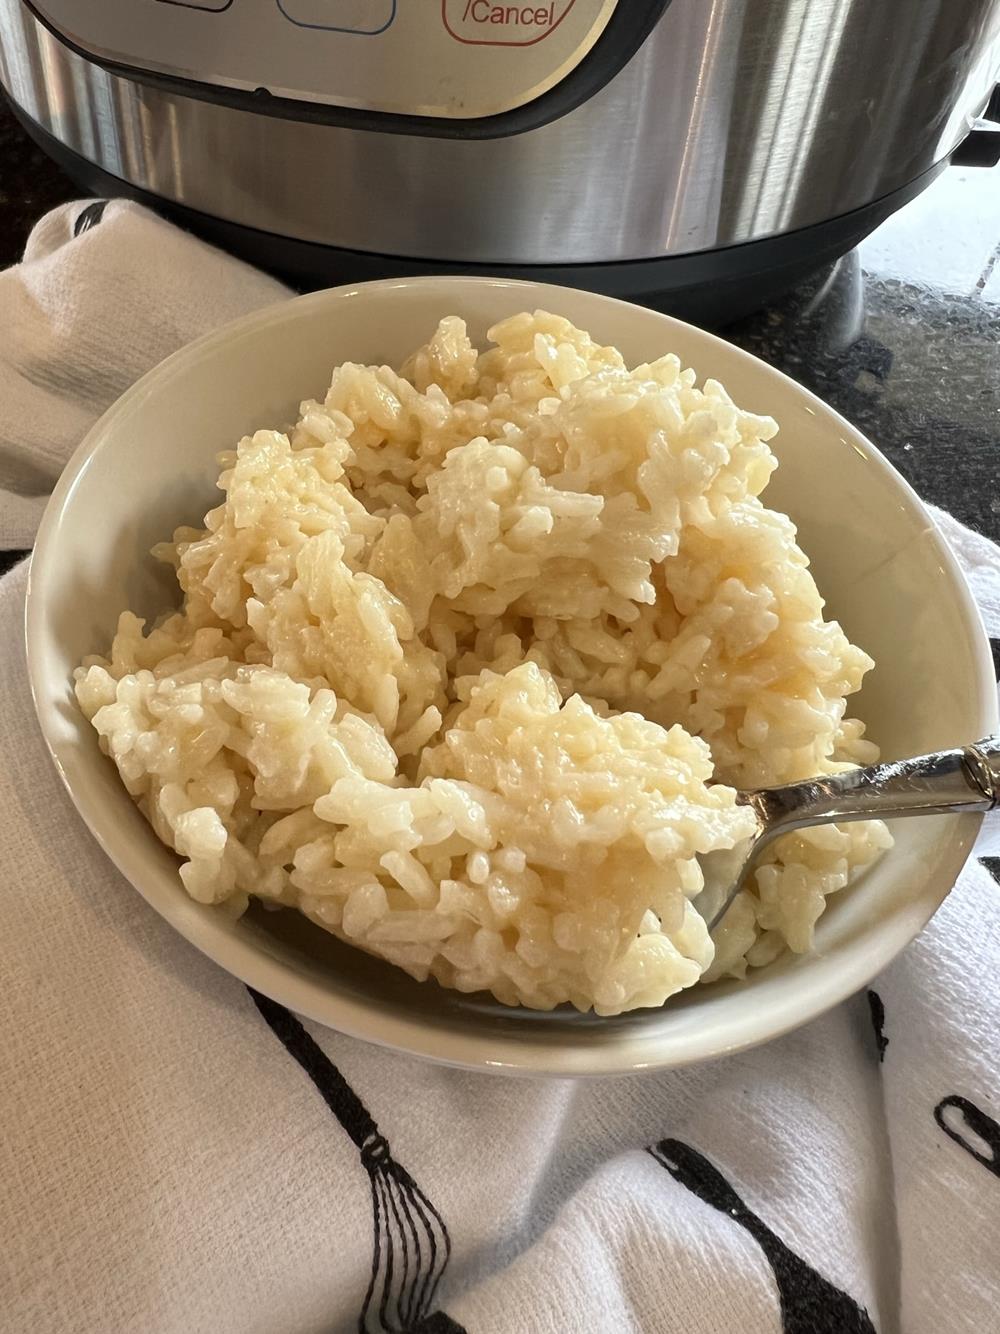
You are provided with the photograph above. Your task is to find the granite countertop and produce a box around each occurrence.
[729,168,1000,544]
[1,97,998,553]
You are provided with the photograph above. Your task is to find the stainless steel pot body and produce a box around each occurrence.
[2,0,999,264]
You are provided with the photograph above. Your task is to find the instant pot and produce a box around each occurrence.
[2,0,1000,319]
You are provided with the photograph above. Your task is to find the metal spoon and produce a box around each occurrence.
[706,736,1000,930]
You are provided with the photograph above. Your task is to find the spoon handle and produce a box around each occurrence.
[745,737,1000,844]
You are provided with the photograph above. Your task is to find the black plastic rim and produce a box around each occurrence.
[6,92,948,325]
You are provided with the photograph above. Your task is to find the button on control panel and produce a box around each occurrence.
[273,1,396,34]
[157,0,233,10]
[32,0,619,119]
[444,1,578,47]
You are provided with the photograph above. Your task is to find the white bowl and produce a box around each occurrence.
[26,278,997,1076]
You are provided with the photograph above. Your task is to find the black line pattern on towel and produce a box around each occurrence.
[0,549,29,578]
[648,1139,876,1334]
[934,1095,1000,1177]
[866,990,888,1063]
[73,200,109,236]
[989,637,1000,682]
[980,856,1000,889]
[249,989,465,1333]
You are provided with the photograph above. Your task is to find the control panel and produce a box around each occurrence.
[31,0,621,119]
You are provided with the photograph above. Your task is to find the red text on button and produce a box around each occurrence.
[443,0,578,46]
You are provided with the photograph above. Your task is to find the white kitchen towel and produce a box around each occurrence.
[1,201,998,1334]
[0,199,287,551]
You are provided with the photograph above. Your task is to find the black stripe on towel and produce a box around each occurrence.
[648,1138,876,1334]
[411,1314,467,1332]
[73,200,109,236]
[934,1095,1000,1177]
[866,989,888,1063]
[248,988,465,1333]
[0,549,29,578]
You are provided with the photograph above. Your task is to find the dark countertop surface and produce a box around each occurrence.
[1,96,998,561]
[729,170,1000,545]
